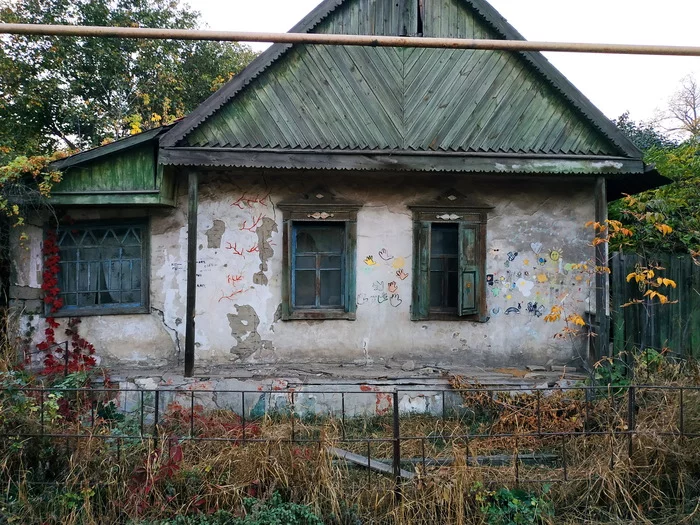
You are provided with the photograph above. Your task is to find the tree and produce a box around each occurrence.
[655,74,700,142]
[609,114,700,255]
[0,0,257,159]
[612,112,677,151]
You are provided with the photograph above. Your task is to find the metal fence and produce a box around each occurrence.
[1,382,698,491]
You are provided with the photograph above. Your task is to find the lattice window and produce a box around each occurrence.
[53,222,149,315]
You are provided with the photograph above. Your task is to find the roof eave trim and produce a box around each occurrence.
[51,126,168,170]
[159,148,645,174]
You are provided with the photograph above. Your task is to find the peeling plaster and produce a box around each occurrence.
[253,217,277,286]
[205,219,226,248]
[227,304,274,361]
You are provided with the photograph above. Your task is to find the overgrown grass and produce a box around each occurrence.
[0,345,699,524]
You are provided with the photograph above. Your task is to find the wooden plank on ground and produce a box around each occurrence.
[327,446,415,479]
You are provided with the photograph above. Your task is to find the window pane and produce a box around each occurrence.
[321,255,342,269]
[430,257,444,271]
[296,224,343,253]
[294,271,316,306]
[431,224,458,255]
[430,272,443,308]
[295,256,316,269]
[320,270,342,306]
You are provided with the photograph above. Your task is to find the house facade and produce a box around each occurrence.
[11,0,665,375]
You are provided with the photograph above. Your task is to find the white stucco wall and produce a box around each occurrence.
[11,171,596,370]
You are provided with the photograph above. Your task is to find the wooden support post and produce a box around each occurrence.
[184,171,198,377]
[594,176,609,363]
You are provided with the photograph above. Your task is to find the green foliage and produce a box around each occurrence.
[136,492,324,525]
[0,0,257,159]
[609,142,700,255]
[613,112,678,151]
[476,483,553,525]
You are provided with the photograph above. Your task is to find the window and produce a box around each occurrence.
[409,191,491,321]
[279,190,359,320]
[52,221,149,316]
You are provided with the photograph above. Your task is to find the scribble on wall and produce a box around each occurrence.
[364,255,378,266]
[396,269,409,280]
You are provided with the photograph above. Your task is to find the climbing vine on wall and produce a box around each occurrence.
[36,227,96,375]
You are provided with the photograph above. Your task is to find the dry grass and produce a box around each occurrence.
[1,353,699,523]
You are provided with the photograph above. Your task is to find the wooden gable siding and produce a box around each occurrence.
[185,40,616,155]
[51,144,176,206]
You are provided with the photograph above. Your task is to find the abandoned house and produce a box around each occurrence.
[11,0,667,382]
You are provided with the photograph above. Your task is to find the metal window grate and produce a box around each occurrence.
[56,223,145,312]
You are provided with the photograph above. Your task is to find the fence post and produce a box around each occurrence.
[627,386,636,459]
[392,390,401,501]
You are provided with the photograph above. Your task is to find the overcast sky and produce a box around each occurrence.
[193,0,700,123]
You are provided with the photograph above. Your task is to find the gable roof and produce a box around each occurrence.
[159,0,640,160]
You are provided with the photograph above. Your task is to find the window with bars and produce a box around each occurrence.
[53,221,149,315]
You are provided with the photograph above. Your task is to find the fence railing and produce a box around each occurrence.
[1,383,697,490]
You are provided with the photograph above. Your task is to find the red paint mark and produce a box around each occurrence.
[227,274,243,285]
[218,289,244,302]
[360,384,373,392]
[225,242,244,256]
[231,194,247,209]
[241,213,264,233]
[376,393,392,416]
[246,244,259,254]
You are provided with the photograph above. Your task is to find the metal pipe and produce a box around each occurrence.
[3,23,700,56]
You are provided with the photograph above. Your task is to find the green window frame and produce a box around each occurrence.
[278,190,359,321]
[49,220,150,317]
[409,192,491,322]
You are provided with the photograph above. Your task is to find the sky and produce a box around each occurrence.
[193,0,700,124]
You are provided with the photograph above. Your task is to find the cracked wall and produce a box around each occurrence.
[11,171,596,370]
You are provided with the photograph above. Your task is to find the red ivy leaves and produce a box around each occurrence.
[38,228,96,375]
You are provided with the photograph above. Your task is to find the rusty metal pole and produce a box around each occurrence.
[3,23,700,56]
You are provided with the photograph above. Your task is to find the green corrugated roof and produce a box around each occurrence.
[161,0,640,160]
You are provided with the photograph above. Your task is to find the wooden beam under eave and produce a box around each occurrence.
[184,171,199,377]
[594,176,609,364]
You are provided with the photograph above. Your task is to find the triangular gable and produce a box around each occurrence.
[160,0,640,159]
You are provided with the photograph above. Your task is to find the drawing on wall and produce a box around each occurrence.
[392,257,406,269]
[538,257,547,266]
[372,281,384,292]
[231,192,271,210]
[526,302,545,318]
[486,274,494,286]
[364,255,378,266]
[491,306,501,316]
[379,248,393,261]
[390,294,402,307]
[550,249,561,261]
[504,303,522,315]
[530,242,543,255]
[396,269,409,280]
[507,251,518,261]
[515,278,534,297]
[388,281,398,293]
